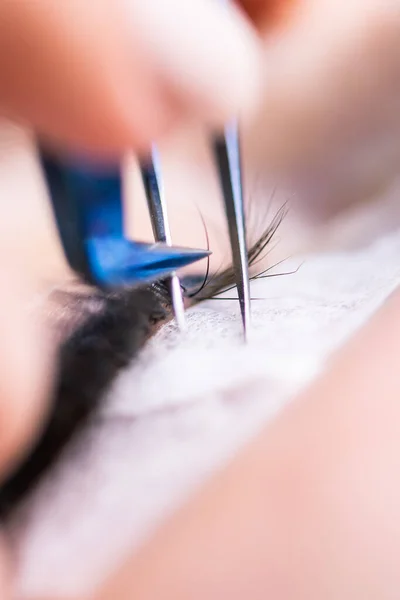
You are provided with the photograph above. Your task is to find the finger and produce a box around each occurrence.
[0,0,263,159]
[249,0,400,216]
[125,0,263,130]
[0,0,172,157]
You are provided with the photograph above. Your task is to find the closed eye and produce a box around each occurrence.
[0,203,287,519]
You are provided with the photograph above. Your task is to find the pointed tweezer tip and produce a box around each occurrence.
[241,304,251,343]
[86,237,211,288]
[152,245,210,271]
[160,245,211,258]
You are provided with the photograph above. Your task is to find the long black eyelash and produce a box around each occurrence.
[187,213,211,298]
[187,201,288,302]
[208,264,303,300]
[0,284,170,519]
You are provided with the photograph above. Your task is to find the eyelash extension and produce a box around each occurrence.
[185,201,288,302]
[0,203,287,518]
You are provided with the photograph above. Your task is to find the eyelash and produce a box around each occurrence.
[185,201,288,302]
[0,203,287,519]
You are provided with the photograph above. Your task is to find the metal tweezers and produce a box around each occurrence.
[140,125,250,338]
[39,122,250,339]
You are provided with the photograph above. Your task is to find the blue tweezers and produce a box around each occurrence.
[40,124,250,338]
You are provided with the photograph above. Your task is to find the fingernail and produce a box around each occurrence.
[125,0,264,125]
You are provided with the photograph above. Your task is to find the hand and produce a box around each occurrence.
[0,0,264,157]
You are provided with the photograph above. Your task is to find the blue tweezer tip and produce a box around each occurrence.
[39,150,210,289]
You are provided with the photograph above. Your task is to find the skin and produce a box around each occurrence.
[0,0,400,597]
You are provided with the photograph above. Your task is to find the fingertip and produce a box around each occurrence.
[125,0,264,129]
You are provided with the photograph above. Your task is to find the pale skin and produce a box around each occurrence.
[1,0,400,598]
